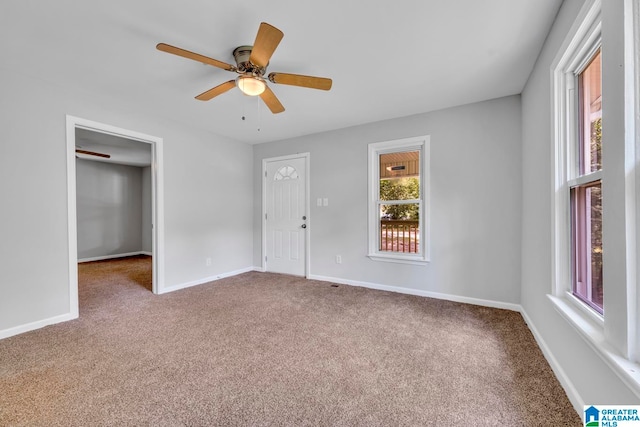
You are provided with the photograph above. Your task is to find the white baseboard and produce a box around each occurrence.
[140,251,152,256]
[0,312,77,340]
[519,308,584,418]
[158,266,255,294]
[78,251,150,263]
[307,274,521,312]
[252,266,265,272]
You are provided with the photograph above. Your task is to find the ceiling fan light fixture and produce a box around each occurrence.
[236,75,266,96]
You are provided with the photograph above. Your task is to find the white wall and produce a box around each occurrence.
[254,95,522,305]
[0,67,254,333]
[521,0,638,404]
[142,166,152,254]
[76,159,144,260]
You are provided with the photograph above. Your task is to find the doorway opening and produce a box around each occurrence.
[66,116,164,318]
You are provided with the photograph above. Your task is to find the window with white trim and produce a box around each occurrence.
[368,136,430,264]
[552,0,603,318]
[551,0,640,393]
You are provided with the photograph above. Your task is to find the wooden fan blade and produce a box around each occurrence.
[249,23,284,68]
[268,72,332,91]
[259,86,285,114]
[195,80,236,101]
[156,43,236,71]
[76,149,110,159]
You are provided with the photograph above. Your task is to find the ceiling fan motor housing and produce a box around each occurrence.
[233,45,266,74]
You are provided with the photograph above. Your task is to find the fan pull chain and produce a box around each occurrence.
[257,96,262,132]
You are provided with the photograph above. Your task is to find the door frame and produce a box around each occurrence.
[262,153,310,277]
[66,115,165,318]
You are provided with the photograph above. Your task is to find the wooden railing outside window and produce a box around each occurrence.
[380,220,419,253]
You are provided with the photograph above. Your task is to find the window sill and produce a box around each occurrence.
[547,294,640,399]
[367,253,429,266]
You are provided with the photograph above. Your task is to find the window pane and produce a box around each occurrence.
[579,50,602,174]
[379,151,420,200]
[274,165,299,180]
[379,204,420,253]
[571,182,603,313]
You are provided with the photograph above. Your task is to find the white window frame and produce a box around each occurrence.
[627,0,640,365]
[550,0,640,397]
[367,135,430,265]
[550,0,602,320]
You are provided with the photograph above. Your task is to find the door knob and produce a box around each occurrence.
[301,224,307,229]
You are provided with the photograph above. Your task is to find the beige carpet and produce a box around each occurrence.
[0,256,580,426]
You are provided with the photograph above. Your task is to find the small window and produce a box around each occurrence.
[274,165,299,181]
[368,136,430,264]
[570,49,603,314]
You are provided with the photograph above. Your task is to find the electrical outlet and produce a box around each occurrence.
[206,257,212,266]
[336,255,342,264]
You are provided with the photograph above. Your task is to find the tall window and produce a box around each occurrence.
[368,136,430,264]
[571,50,603,313]
[551,0,640,392]
[551,0,603,318]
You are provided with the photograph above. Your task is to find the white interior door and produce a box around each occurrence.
[264,156,307,276]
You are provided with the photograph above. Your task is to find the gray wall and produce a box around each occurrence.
[142,166,152,253]
[76,159,144,260]
[521,0,637,404]
[0,66,254,332]
[254,95,522,304]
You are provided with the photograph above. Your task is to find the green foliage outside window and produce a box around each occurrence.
[380,178,420,220]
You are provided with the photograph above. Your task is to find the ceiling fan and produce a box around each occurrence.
[156,22,332,114]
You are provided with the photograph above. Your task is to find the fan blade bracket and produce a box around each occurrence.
[268,72,332,91]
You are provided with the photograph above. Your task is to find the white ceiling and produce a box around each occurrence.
[1,0,562,145]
